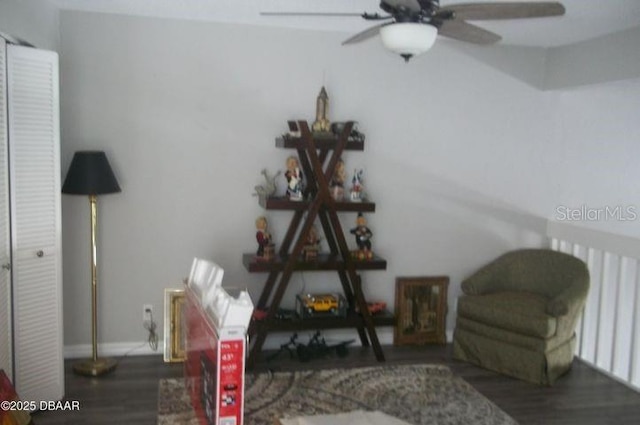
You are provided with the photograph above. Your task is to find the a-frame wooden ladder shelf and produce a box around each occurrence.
[243,121,394,367]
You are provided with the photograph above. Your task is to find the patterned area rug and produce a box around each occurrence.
[158,364,518,425]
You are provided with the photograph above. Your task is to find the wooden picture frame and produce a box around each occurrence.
[394,276,449,346]
[163,288,186,363]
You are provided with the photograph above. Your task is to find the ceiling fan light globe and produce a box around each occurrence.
[380,23,437,57]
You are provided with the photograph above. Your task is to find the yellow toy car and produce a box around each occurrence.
[295,293,347,318]
[301,294,338,313]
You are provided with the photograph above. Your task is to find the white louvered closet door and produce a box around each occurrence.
[0,39,13,381]
[7,44,63,403]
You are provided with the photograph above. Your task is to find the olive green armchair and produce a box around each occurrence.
[453,249,589,385]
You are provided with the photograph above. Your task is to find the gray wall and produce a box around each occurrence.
[553,78,640,237]
[545,26,640,89]
[57,10,549,352]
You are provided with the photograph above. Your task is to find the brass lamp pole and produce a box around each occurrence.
[62,151,121,376]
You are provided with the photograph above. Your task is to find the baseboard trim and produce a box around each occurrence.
[64,341,163,359]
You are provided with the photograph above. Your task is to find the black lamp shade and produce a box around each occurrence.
[62,151,121,195]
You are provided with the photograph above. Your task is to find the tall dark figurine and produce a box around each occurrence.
[350,213,372,252]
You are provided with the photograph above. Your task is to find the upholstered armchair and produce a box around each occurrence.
[453,249,589,385]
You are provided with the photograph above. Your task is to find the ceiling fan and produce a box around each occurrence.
[261,1,566,62]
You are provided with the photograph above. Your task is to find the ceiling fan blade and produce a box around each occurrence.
[440,2,565,20]
[342,22,393,45]
[438,19,502,44]
[260,12,363,17]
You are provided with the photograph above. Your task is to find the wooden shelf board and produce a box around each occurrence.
[243,253,387,273]
[250,311,395,333]
[276,136,365,151]
[263,197,375,212]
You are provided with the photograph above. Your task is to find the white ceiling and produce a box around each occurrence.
[51,0,640,47]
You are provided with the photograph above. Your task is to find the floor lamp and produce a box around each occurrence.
[62,151,121,376]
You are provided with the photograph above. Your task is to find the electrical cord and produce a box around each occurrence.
[144,310,159,352]
[113,309,159,367]
[114,341,148,367]
[299,272,307,296]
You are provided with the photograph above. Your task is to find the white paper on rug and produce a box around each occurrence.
[279,410,413,425]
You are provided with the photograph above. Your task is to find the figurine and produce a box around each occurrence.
[295,330,353,362]
[255,216,274,259]
[350,169,364,202]
[350,213,373,259]
[254,169,281,206]
[306,225,320,247]
[349,126,365,143]
[285,156,304,201]
[311,87,331,134]
[329,159,346,201]
[302,225,320,261]
[331,122,365,143]
[287,121,301,138]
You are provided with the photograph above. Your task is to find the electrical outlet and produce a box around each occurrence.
[143,304,153,322]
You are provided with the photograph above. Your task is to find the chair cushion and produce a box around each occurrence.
[457,292,556,338]
[455,317,567,352]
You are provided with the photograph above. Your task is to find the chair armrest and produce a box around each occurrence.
[546,276,590,317]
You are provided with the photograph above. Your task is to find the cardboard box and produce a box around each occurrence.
[184,258,253,425]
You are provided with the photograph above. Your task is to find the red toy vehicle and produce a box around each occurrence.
[367,302,387,314]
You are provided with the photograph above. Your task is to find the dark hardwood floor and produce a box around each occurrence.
[32,345,640,425]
